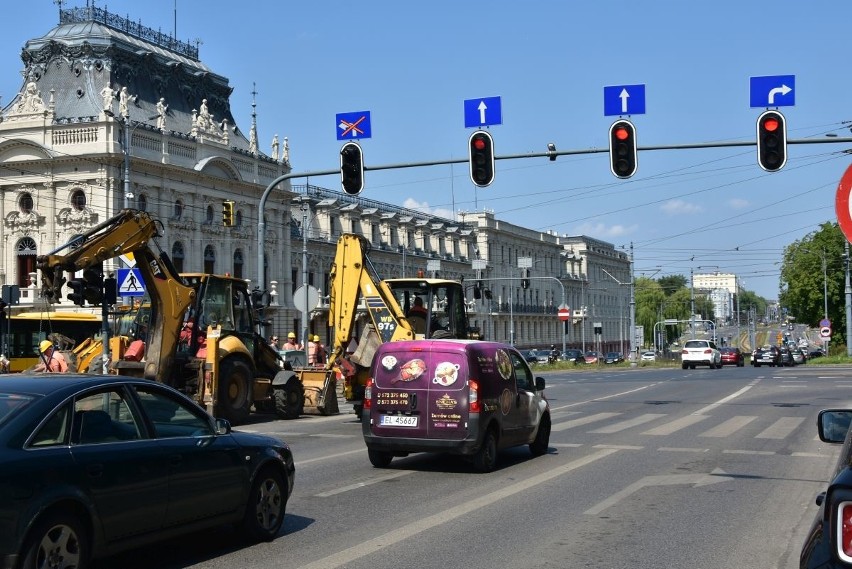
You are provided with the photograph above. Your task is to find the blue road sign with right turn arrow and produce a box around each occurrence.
[750,75,795,108]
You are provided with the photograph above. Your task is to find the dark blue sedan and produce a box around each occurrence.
[0,374,295,569]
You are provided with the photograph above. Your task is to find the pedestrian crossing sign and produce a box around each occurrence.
[116,267,145,297]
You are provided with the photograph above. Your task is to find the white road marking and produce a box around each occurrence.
[590,413,666,434]
[551,412,621,432]
[297,448,622,569]
[642,414,710,435]
[755,417,805,439]
[315,470,415,497]
[692,379,761,415]
[699,416,758,438]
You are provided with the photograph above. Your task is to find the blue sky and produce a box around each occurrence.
[3,1,852,299]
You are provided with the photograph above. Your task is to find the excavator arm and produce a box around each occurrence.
[326,234,414,371]
[37,209,196,381]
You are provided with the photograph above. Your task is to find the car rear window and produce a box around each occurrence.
[684,341,709,348]
[0,393,35,425]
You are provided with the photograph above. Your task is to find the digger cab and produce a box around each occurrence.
[384,279,472,340]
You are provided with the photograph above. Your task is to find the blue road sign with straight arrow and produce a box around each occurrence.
[604,84,646,116]
[464,96,502,128]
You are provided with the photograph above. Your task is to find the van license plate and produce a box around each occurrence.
[380,415,418,427]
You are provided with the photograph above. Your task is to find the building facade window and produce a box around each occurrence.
[137,194,147,212]
[173,200,183,219]
[19,193,33,214]
[203,244,215,274]
[15,237,37,288]
[171,241,185,273]
[233,249,243,279]
[206,205,214,224]
[71,189,86,211]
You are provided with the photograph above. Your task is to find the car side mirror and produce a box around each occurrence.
[535,377,546,391]
[215,418,232,435]
[818,409,852,443]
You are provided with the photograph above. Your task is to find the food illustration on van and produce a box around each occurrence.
[496,349,512,380]
[433,361,460,386]
[393,358,426,383]
[381,354,398,371]
[500,388,513,415]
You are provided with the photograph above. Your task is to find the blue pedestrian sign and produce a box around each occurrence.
[604,84,646,116]
[116,268,145,297]
[336,111,372,140]
[750,75,795,108]
[464,96,502,128]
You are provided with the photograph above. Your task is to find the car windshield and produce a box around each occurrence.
[684,341,708,348]
[0,392,35,425]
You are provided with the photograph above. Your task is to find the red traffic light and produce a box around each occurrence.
[468,130,495,187]
[608,120,637,179]
[614,127,630,141]
[756,110,787,172]
[762,118,779,132]
[473,138,486,151]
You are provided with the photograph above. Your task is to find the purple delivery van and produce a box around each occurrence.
[362,339,551,472]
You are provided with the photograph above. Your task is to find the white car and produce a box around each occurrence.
[641,351,656,362]
[680,339,722,369]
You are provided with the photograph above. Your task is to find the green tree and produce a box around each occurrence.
[779,221,846,347]
[634,277,665,347]
[658,275,687,294]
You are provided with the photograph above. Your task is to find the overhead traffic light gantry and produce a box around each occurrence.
[756,110,787,172]
[222,200,235,227]
[468,130,495,187]
[609,119,637,179]
[340,142,364,195]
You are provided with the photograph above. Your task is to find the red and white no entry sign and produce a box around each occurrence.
[835,163,852,242]
[558,308,571,321]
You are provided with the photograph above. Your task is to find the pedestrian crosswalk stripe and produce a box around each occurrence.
[589,413,666,434]
[755,417,805,439]
[550,412,621,432]
[642,414,710,436]
[699,416,758,438]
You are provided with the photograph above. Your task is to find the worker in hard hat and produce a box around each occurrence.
[314,335,327,366]
[283,332,301,350]
[33,340,69,373]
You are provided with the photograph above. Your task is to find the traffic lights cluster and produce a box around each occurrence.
[340,142,364,195]
[609,120,638,179]
[756,110,787,172]
[521,269,530,290]
[469,130,495,187]
[66,268,117,306]
[222,200,235,227]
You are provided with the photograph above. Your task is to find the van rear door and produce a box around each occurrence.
[370,343,469,440]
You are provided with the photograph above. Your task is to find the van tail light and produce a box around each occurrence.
[469,379,480,413]
[363,379,373,410]
[838,501,852,561]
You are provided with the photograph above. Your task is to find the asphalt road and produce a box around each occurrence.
[95,363,850,569]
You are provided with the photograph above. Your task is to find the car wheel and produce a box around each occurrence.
[273,376,304,420]
[529,414,551,457]
[368,449,393,468]
[22,510,88,569]
[681,363,688,370]
[243,466,287,542]
[217,358,253,425]
[472,429,498,473]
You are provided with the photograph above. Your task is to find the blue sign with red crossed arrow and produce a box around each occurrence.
[336,111,372,140]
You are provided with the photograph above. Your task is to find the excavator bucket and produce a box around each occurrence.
[298,368,339,415]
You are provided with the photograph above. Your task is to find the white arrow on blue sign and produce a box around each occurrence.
[464,96,502,128]
[750,75,795,108]
[604,84,646,116]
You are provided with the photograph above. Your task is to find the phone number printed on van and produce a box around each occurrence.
[380,415,419,427]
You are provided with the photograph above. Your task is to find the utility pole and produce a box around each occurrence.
[629,242,636,364]
[845,241,851,357]
[690,267,696,340]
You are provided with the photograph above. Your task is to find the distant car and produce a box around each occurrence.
[640,351,657,362]
[521,350,539,365]
[808,348,825,359]
[791,348,806,365]
[584,351,599,364]
[680,339,722,369]
[752,345,781,367]
[535,350,552,365]
[719,347,745,367]
[779,346,795,367]
[0,374,295,569]
[604,352,624,364]
[561,349,584,364]
[799,408,852,568]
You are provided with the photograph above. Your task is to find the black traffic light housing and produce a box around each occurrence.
[340,142,364,195]
[103,275,117,305]
[222,200,235,227]
[756,110,787,172]
[609,119,638,179]
[67,278,86,306]
[521,269,529,290]
[469,130,495,187]
[82,268,104,305]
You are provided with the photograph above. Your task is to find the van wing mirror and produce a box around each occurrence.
[535,377,546,391]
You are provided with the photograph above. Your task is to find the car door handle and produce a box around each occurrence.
[169,454,182,467]
[86,464,104,478]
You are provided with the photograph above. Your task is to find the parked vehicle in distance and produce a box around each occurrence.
[0,374,295,569]
[521,349,539,365]
[535,349,552,365]
[561,349,585,364]
[680,339,722,369]
[641,351,657,362]
[799,408,852,568]
[808,348,825,359]
[752,345,781,367]
[362,339,551,473]
[791,348,806,365]
[604,352,624,364]
[719,347,745,367]
[584,351,600,364]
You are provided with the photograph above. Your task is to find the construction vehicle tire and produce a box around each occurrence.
[86,354,105,374]
[274,376,304,420]
[217,358,252,425]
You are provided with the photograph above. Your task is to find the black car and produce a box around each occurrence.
[752,345,781,367]
[800,408,852,568]
[778,346,795,367]
[604,352,624,364]
[0,374,295,569]
[561,349,584,364]
[520,349,539,365]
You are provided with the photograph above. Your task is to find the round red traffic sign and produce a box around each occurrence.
[835,163,852,242]
[558,308,571,321]
[820,326,832,338]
